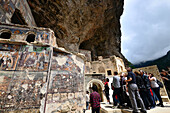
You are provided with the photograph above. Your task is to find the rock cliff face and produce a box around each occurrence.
[27,0,125,61]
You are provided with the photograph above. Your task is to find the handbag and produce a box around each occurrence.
[157,79,163,88]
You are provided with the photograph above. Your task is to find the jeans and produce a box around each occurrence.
[86,102,89,110]
[146,89,156,107]
[92,107,100,113]
[152,87,163,104]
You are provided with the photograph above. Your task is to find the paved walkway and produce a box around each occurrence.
[85,102,170,113]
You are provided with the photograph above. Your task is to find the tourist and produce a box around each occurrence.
[161,70,170,98]
[89,85,101,113]
[112,71,122,108]
[104,78,111,104]
[125,67,147,113]
[134,71,150,110]
[86,91,90,110]
[120,73,131,108]
[139,70,156,108]
[149,73,164,107]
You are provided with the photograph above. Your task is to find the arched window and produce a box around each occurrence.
[0,31,11,39]
[26,34,35,43]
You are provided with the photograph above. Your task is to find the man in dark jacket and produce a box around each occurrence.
[140,70,155,108]
[134,71,150,110]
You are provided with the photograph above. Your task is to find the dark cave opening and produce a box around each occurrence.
[11,9,27,25]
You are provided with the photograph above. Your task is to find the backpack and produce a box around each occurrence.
[157,79,163,88]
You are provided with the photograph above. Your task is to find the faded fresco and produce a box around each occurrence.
[45,52,85,113]
[0,23,85,113]
[0,44,85,112]
[0,25,56,47]
[0,43,50,111]
[17,45,51,71]
[0,44,20,70]
[0,44,51,71]
[0,71,47,110]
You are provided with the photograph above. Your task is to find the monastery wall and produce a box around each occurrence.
[0,24,85,113]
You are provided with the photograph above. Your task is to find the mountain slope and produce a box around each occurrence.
[134,51,170,71]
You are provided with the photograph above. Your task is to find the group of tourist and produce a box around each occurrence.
[86,67,170,113]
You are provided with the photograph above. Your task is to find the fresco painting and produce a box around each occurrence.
[0,71,47,110]
[0,24,85,112]
[45,52,85,113]
[17,45,51,71]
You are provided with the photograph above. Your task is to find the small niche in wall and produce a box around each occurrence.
[107,70,112,75]
[0,32,11,39]
[26,34,35,43]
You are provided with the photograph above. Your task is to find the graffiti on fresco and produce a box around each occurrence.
[0,71,47,109]
[44,52,85,113]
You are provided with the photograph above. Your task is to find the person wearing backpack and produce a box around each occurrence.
[139,70,156,109]
[149,73,164,107]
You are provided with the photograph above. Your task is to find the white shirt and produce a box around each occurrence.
[150,77,159,88]
[112,75,120,88]
[86,94,89,102]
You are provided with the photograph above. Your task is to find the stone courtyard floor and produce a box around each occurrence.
[85,102,170,113]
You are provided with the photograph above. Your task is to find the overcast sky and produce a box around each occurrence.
[121,0,170,64]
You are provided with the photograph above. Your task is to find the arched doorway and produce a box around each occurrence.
[86,79,105,102]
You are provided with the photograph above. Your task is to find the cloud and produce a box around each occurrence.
[121,0,170,64]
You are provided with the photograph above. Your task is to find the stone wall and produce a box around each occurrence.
[0,0,36,26]
[85,74,105,87]
[0,24,85,113]
[85,55,126,76]
[79,49,91,62]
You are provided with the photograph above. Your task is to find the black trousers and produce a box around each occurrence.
[139,90,150,108]
[113,88,122,106]
[105,90,110,101]
[92,107,100,113]
[152,87,163,104]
